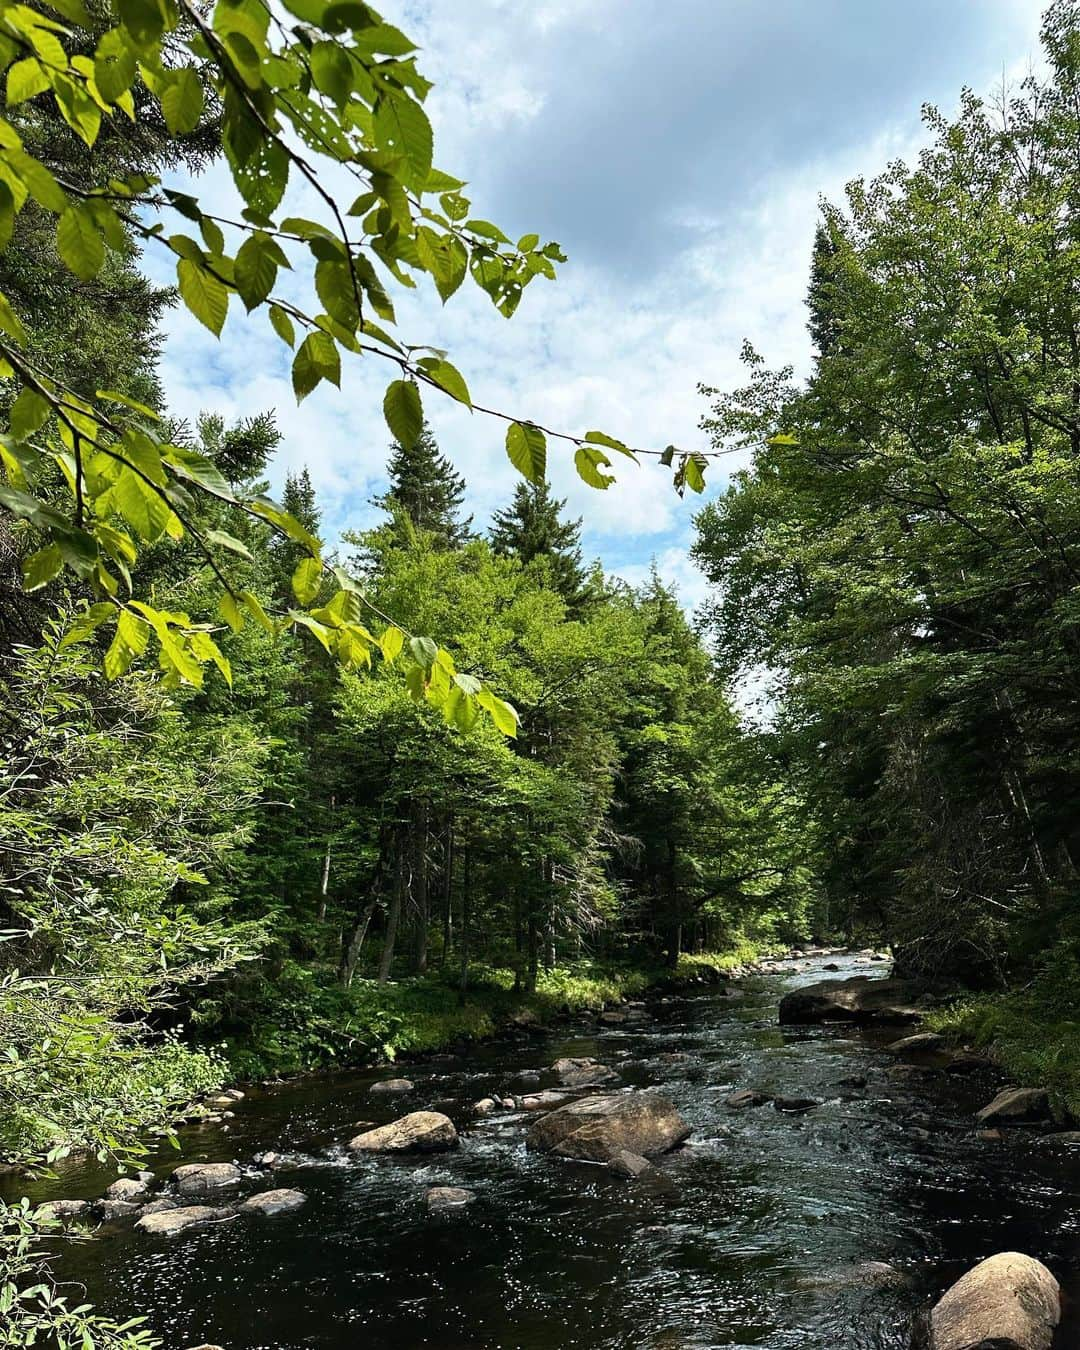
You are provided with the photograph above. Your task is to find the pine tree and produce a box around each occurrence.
[374,422,472,548]
[807,219,842,360]
[490,480,588,608]
[271,467,323,605]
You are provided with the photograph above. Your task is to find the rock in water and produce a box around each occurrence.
[426,1186,474,1211]
[171,1163,242,1196]
[928,1252,1060,1350]
[887,1031,946,1055]
[135,1206,229,1238]
[369,1078,414,1095]
[238,1189,307,1216]
[526,1092,690,1162]
[347,1111,459,1154]
[34,1199,91,1224]
[725,1090,771,1110]
[778,976,940,1026]
[551,1057,620,1088]
[974,1087,1051,1125]
[105,1177,151,1203]
[608,1150,652,1178]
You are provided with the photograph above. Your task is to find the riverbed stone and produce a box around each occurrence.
[171,1162,242,1196]
[608,1149,652,1178]
[773,1096,818,1113]
[138,1197,180,1216]
[888,1031,946,1055]
[974,1087,1051,1125]
[105,1176,152,1203]
[725,1089,771,1110]
[945,1052,994,1075]
[521,1090,572,1111]
[472,1097,498,1115]
[35,1199,91,1224]
[252,1151,281,1168]
[239,1188,307,1216]
[778,976,940,1026]
[526,1091,690,1162]
[551,1057,620,1088]
[928,1251,1060,1350]
[425,1186,474,1211]
[136,1205,231,1238]
[369,1077,414,1095]
[348,1111,459,1154]
[94,1199,141,1221]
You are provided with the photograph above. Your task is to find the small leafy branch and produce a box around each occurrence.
[0,0,711,729]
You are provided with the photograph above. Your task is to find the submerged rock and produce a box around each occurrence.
[348,1111,459,1154]
[526,1091,690,1163]
[138,1197,180,1216]
[521,1090,572,1111]
[136,1205,230,1237]
[238,1188,307,1216]
[778,976,940,1026]
[369,1078,414,1095]
[974,1087,1051,1126]
[945,1052,994,1075]
[425,1186,474,1211]
[773,1096,818,1113]
[94,1199,141,1222]
[928,1251,1060,1350]
[34,1199,91,1224]
[171,1163,242,1196]
[887,1032,946,1055]
[725,1089,771,1110]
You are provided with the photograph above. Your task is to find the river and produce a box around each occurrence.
[9,953,1080,1348]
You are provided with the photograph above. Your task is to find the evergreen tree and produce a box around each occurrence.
[806,219,843,361]
[374,423,472,549]
[490,480,588,608]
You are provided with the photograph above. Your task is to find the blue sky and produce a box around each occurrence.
[149,0,1044,609]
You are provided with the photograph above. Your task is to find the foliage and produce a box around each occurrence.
[0,0,712,715]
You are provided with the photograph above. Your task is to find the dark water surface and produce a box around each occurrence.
[9,954,1080,1348]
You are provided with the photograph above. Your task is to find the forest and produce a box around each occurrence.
[4,0,1080,1347]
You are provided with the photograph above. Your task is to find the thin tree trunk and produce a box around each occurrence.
[413,800,429,973]
[457,843,472,1006]
[317,793,335,923]
[340,897,376,988]
[378,847,405,984]
[440,815,455,964]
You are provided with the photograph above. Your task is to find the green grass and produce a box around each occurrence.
[928,993,1080,1120]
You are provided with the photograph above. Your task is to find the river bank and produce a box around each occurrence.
[9,950,1080,1348]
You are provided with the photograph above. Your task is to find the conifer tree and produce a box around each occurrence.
[374,423,473,549]
[490,480,588,608]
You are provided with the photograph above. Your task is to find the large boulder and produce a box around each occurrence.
[171,1163,242,1196]
[778,976,939,1026]
[974,1087,1051,1126]
[135,1206,229,1238]
[526,1092,690,1163]
[928,1252,1060,1349]
[347,1111,458,1154]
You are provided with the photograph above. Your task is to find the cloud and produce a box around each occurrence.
[148,0,1046,607]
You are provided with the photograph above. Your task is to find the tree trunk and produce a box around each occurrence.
[340,897,376,988]
[317,793,335,923]
[413,800,429,973]
[378,846,405,984]
[457,843,472,1006]
[440,815,455,964]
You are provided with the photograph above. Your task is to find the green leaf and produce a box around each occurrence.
[113,468,171,542]
[206,528,253,560]
[575,445,615,489]
[235,233,279,311]
[291,555,323,605]
[584,430,636,460]
[292,331,340,400]
[219,591,244,633]
[383,379,422,448]
[6,58,49,106]
[177,258,228,335]
[57,205,105,281]
[683,454,707,493]
[59,601,114,647]
[104,608,148,679]
[420,358,471,408]
[506,423,546,484]
[161,67,204,135]
[10,387,51,441]
[408,634,438,669]
[372,93,433,189]
[163,445,235,499]
[22,543,62,591]
[269,303,296,347]
[94,28,136,104]
[379,625,404,663]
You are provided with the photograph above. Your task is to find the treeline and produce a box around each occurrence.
[691,1,1080,998]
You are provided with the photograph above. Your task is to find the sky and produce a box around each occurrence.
[147,0,1045,612]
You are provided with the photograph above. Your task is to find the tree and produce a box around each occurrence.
[373,422,472,549]
[490,479,589,608]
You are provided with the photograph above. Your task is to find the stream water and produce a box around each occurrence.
[9,953,1080,1348]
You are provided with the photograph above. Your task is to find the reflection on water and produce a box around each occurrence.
[7,955,1080,1349]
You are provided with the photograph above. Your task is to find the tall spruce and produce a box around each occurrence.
[490,480,589,608]
[375,422,472,549]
